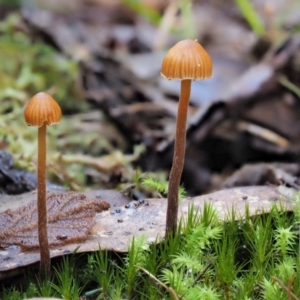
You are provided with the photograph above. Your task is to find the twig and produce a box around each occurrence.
[288,276,294,300]
[272,276,299,300]
[278,74,300,99]
[120,184,136,195]
[191,261,212,287]
[177,262,212,300]
[237,121,289,148]
[134,265,180,300]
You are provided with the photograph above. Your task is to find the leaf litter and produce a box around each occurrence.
[18,0,300,196]
[0,0,300,285]
[0,192,110,249]
[0,185,294,279]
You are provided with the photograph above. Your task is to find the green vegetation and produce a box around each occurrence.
[2,193,300,299]
[121,0,162,25]
[141,176,186,200]
[0,13,147,190]
[1,5,300,299]
[121,0,197,39]
[0,14,82,112]
[278,74,300,100]
[234,0,265,36]
[179,0,197,39]
[0,13,84,171]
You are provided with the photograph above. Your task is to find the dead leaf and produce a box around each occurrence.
[222,163,300,189]
[0,192,109,249]
[0,185,294,280]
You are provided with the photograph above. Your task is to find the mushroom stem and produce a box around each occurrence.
[166,79,191,235]
[38,122,50,275]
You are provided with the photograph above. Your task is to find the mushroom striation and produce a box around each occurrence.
[161,39,212,80]
[24,92,61,276]
[24,92,61,126]
[161,39,212,235]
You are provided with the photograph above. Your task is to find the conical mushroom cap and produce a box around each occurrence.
[161,39,212,80]
[24,92,61,127]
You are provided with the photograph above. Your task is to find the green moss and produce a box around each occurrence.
[0,13,137,190]
[0,13,83,112]
[2,192,300,299]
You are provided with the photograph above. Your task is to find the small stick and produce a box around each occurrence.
[272,276,299,300]
[134,265,180,300]
[191,261,212,287]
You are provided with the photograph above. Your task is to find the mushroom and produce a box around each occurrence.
[161,39,212,235]
[24,92,61,275]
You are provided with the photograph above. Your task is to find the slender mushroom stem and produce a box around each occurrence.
[166,79,191,235]
[38,122,50,275]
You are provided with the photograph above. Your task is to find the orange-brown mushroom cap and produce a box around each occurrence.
[24,92,61,127]
[161,39,212,80]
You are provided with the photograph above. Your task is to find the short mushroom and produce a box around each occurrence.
[161,39,212,235]
[24,92,61,275]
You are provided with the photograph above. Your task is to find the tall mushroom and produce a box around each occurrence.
[161,39,212,235]
[24,92,61,275]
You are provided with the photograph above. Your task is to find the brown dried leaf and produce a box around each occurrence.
[0,192,109,249]
[0,186,294,280]
[222,163,300,189]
